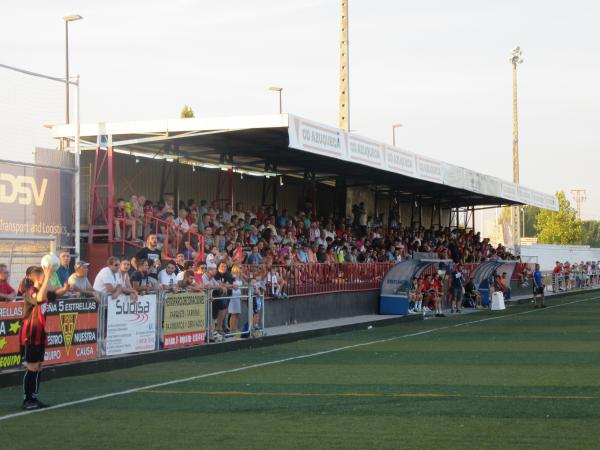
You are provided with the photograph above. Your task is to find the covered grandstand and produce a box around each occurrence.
[50,113,558,249]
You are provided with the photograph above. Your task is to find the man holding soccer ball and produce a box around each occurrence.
[19,256,58,409]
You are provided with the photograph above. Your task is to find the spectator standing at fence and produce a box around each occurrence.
[214,262,234,337]
[158,261,178,292]
[532,263,546,308]
[450,264,465,314]
[552,261,563,291]
[93,257,124,298]
[178,270,203,292]
[67,261,100,302]
[132,234,161,270]
[228,272,243,335]
[0,263,16,301]
[131,259,159,294]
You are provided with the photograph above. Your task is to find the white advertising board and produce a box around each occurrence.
[105,294,157,356]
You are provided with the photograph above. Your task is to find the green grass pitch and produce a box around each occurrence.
[1,291,599,449]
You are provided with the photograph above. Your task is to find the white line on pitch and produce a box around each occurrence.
[0,295,596,422]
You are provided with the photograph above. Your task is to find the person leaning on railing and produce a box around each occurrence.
[130,259,160,294]
[67,261,100,302]
[0,263,16,301]
[177,270,203,292]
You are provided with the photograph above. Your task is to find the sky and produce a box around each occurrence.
[1,0,599,219]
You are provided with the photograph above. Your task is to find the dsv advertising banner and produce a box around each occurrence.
[0,161,74,247]
[105,294,157,356]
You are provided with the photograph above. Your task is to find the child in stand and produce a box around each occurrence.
[228,273,243,336]
[252,274,266,332]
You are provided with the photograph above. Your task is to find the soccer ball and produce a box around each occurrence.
[41,254,60,271]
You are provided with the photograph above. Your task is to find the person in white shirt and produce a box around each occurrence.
[158,261,178,292]
[173,209,190,233]
[93,257,122,297]
[228,275,243,333]
[205,247,218,270]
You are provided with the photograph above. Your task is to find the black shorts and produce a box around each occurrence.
[21,343,45,363]
[212,298,230,318]
[533,286,544,295]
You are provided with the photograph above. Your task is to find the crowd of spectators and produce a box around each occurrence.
[113,195,521,269]
[551,260,599,291]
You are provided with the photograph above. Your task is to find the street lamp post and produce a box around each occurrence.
[392,123,403,146]
[510,46,524,252]
[269,86,283,114]
[63,14,83,125]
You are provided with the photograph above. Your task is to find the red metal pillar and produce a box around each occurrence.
[88,135,114,243]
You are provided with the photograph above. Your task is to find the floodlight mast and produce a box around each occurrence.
[510,46,524,253]
[63,14,83,125]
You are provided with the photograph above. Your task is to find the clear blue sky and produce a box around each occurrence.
[1,0,599,218]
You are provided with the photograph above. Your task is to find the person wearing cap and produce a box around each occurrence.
[68,261,100,301]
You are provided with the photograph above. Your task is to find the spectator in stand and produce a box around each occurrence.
[246,246,263,265]
[56,249,72,287]
[206,246,218,269]
[67,261,100,301]
[222,203,233,224]
[174,253,186,273]
[116,259,138,300]
[142,199,154,238]
[128,194,143,240]
[114,198,135,240]
[132,234,161,270]
[174,209,190,234]
[131,259,160,294]
[93,257,123,297]
[158,261,178,292]
[0,263,16,301]
[532,263,545,308]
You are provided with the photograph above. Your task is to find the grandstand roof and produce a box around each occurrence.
[51,114,558,211]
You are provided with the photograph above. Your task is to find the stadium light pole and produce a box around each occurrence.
[392,123,403,146]
[64,14,82,125]
[510,46,523,252]
[269,86,283,114]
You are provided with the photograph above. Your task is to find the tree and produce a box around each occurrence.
[522,205,540,237]
[534,191,582,244]
[581,220,600,247]
[180,105,195,118]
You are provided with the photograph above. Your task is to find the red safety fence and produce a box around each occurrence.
[239,262,395,297]
[112,213,204,263]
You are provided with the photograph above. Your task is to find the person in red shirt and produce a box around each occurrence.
[0,263,16,301]
[20,264,55,410]
[552,261,563,291]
